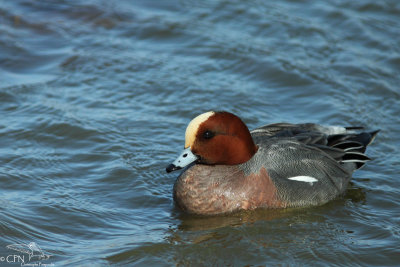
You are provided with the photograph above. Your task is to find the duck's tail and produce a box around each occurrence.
[328,129,380,169]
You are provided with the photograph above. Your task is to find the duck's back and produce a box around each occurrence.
[244,123,379,207]
[240,138,351,208]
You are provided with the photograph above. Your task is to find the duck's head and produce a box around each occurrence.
[166,111,258,173]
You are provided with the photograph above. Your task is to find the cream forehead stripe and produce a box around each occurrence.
[185,111,215,148]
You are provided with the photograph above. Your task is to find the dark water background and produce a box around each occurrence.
[1,0,399,266]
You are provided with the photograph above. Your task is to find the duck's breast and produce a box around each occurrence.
[173,163,284,215]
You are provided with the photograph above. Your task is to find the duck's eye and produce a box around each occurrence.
[203,130,215,140]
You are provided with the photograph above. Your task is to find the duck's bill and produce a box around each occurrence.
[166,147,198,173]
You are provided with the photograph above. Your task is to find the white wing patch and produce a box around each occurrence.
[325,126,347,135]
[288,176,318,185]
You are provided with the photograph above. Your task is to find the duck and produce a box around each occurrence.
[166,111,379,215]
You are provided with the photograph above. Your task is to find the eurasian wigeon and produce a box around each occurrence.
[166,111,379,215]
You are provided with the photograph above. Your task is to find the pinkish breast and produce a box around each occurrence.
[173,164,285,215]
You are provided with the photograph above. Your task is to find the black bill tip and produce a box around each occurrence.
[166,164,181,173]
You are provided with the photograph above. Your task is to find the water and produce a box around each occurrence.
[0,0,399,265]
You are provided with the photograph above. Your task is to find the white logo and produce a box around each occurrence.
[1,242,53,266]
